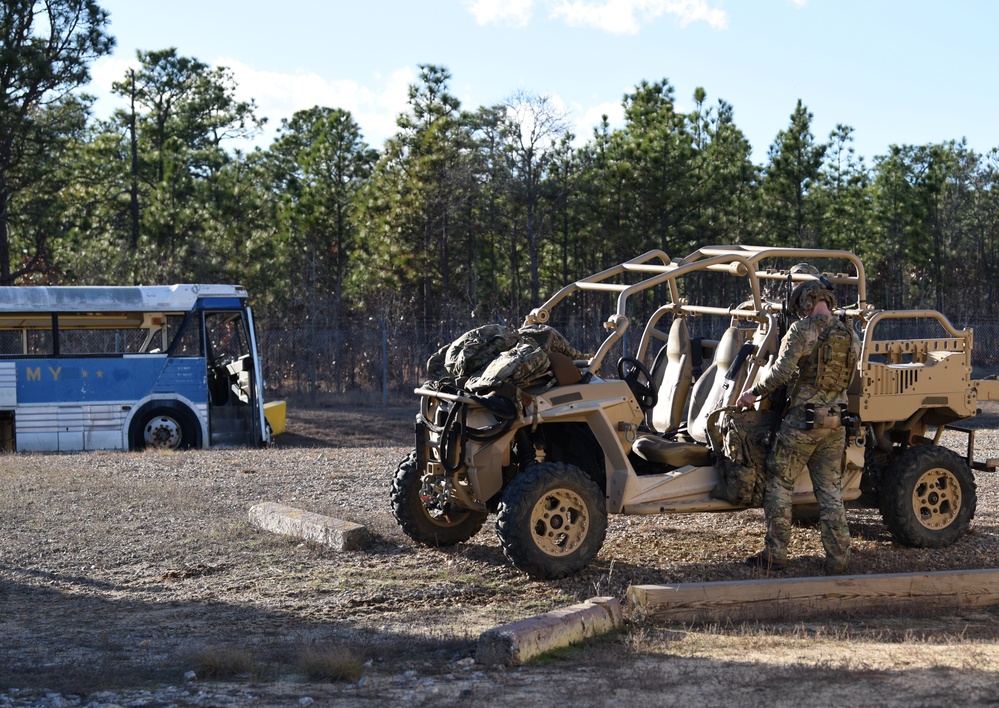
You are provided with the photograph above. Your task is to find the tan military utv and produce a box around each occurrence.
[390,245,999,579]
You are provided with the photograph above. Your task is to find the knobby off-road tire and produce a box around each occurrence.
[879,444,976,548]
[390,452,488,547]
[495,462,608,580]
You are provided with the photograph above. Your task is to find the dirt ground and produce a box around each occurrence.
[2,402,999,706]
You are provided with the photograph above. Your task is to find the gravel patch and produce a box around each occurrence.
[2,402,999,705]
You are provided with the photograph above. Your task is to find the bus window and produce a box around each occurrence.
[206,312,249,364]
[169,313,203,357]
[26,328,52,355]
[0,330,22,355]
[59,315,149,355]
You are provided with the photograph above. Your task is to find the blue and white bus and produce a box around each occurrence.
[0,284,285,452]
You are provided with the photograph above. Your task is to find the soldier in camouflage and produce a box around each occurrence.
[736,277,861,575]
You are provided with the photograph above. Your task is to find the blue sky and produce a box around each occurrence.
[88,0,998,165]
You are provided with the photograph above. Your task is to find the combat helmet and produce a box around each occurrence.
[789,262,819,276]
[788,277,836,318]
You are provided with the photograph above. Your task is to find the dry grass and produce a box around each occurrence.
[297,644,366,682]
[3,403,999,705]
[185,645,268,681]
[184,641,367,684]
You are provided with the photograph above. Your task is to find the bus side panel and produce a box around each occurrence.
[14,357,201,404]
[12,357,208,452]
[0,361,16,407]
[58,407,84,451]
[85,405,130,450]
[16,404,136,451]
[151,356,209,399]
[15,406,59,451]
[14,357,207,406]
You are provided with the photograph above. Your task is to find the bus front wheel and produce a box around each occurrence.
[130,404,199,451]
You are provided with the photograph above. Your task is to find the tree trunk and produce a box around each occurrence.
[0,192,10,284]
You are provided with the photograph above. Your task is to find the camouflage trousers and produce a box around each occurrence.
[763,420,851,569]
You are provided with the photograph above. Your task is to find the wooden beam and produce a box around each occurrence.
[627,569,999,624]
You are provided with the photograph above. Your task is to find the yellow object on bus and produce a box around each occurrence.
[264,400,287,436]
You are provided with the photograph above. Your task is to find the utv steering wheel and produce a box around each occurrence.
[618,356,658,411]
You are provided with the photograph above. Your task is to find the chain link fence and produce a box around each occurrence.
[258,321,609,402]
[258,314,999,403]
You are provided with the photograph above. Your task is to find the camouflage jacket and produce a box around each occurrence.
[750,313,861,416]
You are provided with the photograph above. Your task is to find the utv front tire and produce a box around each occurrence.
[879,445,976,548]
[496,462,607,580]
[390,453,488,546]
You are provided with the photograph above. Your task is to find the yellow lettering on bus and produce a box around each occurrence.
[26,367,41,381]
[48,366,61,381]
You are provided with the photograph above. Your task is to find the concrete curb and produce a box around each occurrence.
[476,596,623,666]
[248,502,369,551]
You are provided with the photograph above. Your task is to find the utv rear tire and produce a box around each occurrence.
[390,452,488,547]
[879,445,976,548]
[496,462,607,580]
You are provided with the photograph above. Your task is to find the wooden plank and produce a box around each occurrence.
[627,569,999,624]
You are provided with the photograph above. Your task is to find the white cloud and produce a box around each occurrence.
[551,0,727,34]
[88,54,415,150]
[498,91,624,146]
[88,55,138,94]
[572,100,625,142]
[222,59,415,148]
[461,0,728,33]
[464,0,535,26]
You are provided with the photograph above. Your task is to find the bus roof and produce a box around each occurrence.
[0,284,248,313]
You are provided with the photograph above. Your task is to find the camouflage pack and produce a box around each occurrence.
[426,324,520,382]
[426,323,587,393]
[517,324,589,361]
[814,320,858,393]
[712,407,777,507]
[465,342,551,393]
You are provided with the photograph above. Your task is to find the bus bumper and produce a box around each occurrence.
[264,400,287,437]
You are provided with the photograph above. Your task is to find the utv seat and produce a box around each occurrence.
[631,326,749,469]
[648,317,693,435]
[687,326,744,443]
[631,322,739,468]
[632,436,712,467]
[548,351,583,385]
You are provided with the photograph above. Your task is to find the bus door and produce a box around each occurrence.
[204,311,261,447]
[243,305,271,445]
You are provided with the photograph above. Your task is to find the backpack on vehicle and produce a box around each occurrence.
[466,341,552,392]
[425,324,588,393]
[425,324,521,384]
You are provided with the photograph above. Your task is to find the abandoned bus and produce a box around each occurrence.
[0,284,285,452]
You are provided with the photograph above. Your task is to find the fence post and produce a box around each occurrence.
[381,317,388,407]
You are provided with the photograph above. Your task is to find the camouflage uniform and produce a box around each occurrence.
[749,310,861,573]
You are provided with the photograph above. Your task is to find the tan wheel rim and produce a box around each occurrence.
[912,467,962,530]
[530,488,589,557]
